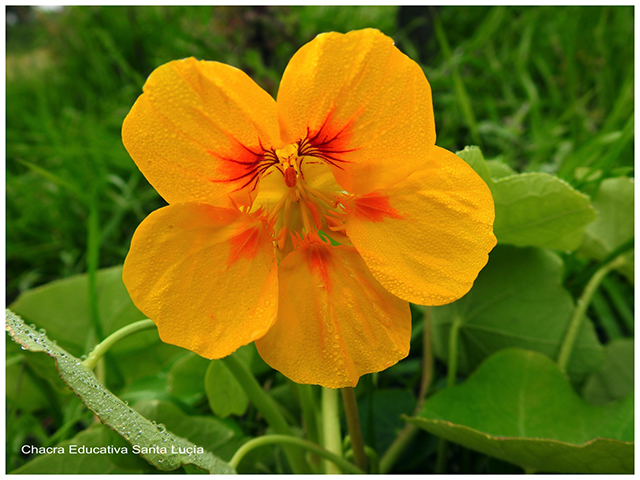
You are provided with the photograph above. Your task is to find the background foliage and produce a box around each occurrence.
[6,6,634,474]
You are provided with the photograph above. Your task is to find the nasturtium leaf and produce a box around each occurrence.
[133,399,243,461]
[582,338,634,405]
[166,352,210,404]
[10,265,189,385]
[431,245,604,382]
[455,146,493,185]
[205,358,250,419]
[485,159,516,179]
[12,424,155,474]
[406,348,633,474]
[456,146,597,251]
[9,265,148,357]
[491,172,597,251]
[5,310,235,474]
[579,176,634,282]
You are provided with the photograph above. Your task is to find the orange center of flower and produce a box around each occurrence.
[249,142,348,259]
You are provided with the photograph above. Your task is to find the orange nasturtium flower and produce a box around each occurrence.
[122,29,496,388]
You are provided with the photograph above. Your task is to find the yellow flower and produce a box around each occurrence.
[122,29,496,388]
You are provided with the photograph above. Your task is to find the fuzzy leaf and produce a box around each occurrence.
[5,310,234,474]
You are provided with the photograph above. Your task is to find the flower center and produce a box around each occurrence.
[251,142,348,258]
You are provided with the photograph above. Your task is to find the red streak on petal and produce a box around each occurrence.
[353,194,404,223]
[227,227,262,267]
[307,245,333,293]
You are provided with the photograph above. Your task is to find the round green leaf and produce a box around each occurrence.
[432,245,604,382]
[406,348,633,473]
[9,265,148,357]
[492,172,597,251]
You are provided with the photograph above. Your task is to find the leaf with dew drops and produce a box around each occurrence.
[5,309,235,474]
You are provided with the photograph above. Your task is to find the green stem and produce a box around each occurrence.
[229,434,363,474]
[82,319,155,370]
[221,355,311,474]
[87,201,104,342]
[436,315,463,474]
[321,387,342,474]
[341,387,367,472]
[379,307,434,473]
[557,256,624,374]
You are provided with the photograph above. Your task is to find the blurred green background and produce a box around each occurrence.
[6,5,634,302]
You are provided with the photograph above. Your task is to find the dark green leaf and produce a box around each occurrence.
[432,245,604,382]
[582,338,634,405]
[407,348,633,473]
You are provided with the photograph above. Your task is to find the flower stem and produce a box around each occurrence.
[321,387,342,474]
[229,434,364,474]
[435,315,463,474]
[341,387,367,472]
[557,256,625,374]
[379,307,434,473]
[221,355,311,474]
[82,319,155,371]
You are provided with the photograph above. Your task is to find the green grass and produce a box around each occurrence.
[7,6,633,300]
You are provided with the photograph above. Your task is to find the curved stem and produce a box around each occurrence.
[229,434,364,474]
[321,387,342,474]
[557,256,624,374]
[221,355,311,474]
[341,387,367,472]
[82,319,155,370]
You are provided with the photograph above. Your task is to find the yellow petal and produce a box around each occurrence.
[122,57,280,207]
[123,203,278,359]
[277,29,435,194]
[255,238,410,388]
[346,146,497,306]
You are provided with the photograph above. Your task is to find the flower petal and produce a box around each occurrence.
[123,203,278,359]
[277,29,435,194]
[346,147,497,306]
[255,239,410,388]
[123,57,280,207]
